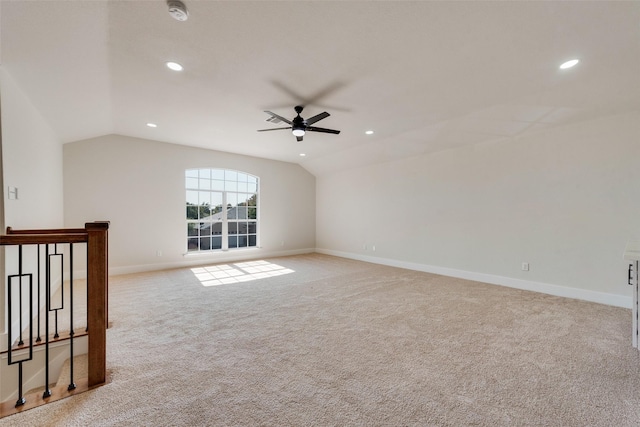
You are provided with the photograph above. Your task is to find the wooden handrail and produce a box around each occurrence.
[6,227,88,235]
[0,222,109,247]
[0,234,88,245]
[0,225,100,246]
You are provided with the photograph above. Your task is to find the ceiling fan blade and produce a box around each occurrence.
[296,135,304,142]
[305,112,330,125]
[257,127,292,132]
[307,126,340,135]
[270,80,307,104]
[264,111,292,125]
[270,80,347,107]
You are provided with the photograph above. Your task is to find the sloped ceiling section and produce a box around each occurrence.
[1,1,639,176]
[1,1,113,143]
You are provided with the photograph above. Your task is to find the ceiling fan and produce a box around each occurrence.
[257,106,340,142]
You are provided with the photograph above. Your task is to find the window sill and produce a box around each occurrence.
[183,247,262,257]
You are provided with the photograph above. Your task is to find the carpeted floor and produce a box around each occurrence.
[4,253,640,426]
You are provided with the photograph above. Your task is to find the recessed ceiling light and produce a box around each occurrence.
[559,59,579,70]
[365,130,374,135]
[299,153,306,157]
[146,123,157,128]
[166,61,183,71]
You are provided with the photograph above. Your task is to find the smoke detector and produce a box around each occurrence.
[168,1,189,21]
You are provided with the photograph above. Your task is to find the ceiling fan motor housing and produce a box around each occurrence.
[292,115,306,132]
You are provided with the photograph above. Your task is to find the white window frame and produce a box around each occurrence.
[185,168,259,253]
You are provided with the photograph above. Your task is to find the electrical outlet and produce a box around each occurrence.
[156,250,163,257]
[521,262,529,271]
[372,245,376,252]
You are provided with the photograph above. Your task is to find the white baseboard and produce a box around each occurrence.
[107,247,316,276]
[315,248,631,309]
[73,246,630,308]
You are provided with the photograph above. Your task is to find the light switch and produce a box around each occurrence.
[7,187,18,200]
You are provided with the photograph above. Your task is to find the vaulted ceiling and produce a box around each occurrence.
[2,1,639,176]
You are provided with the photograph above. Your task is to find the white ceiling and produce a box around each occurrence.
[1,1,639,176]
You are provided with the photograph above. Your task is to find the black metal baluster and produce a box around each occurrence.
[54,313,59,338]
[18,246,24,346]
[49,244,64,339]
[16,364,25,407]
[36,244,42,342]
[7,272,24,407]
[85,247,89,332]
[68,243,76,391]
[43,244,52,398]
[54,245,58,339]
[7,246,34,407]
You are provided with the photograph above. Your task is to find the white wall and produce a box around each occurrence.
[317,112,640,307]
[0,68,64,229]
[0,67,64,350]
[63,134,316,274]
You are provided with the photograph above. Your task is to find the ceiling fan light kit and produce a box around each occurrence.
[258,105,340,142]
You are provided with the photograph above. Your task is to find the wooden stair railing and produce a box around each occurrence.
[0,222,109,418]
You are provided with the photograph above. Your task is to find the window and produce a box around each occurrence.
[186,168,258,252]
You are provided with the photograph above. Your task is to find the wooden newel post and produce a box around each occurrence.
[85,221,109,387]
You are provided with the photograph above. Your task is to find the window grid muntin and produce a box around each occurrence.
[186,168,258,253]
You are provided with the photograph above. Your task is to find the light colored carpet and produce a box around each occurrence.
[4,253,640,426]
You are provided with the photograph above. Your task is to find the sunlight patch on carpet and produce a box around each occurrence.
[190,260,295,286]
